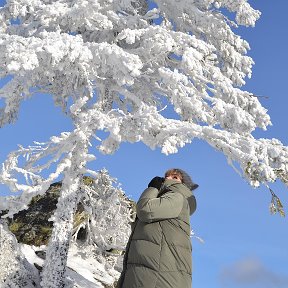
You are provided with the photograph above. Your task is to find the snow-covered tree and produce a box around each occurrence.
[0,0,287,286]
[0,170,132,288]
[41,170,133,288]
[74,171,135,250]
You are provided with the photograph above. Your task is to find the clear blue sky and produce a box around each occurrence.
[1,1,288,288]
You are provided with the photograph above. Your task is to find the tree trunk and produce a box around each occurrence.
[41,169,81,287]
[39,113,91,287]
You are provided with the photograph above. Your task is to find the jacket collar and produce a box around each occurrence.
[161,179,192,198]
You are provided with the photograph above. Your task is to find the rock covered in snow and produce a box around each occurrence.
[0,222,40,287]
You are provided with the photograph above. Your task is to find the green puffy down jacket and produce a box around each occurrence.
[117,178,197,288]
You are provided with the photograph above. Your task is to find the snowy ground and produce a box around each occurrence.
[21,243,121,288]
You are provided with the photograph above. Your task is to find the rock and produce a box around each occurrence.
[0,222,40,287]
[7,182,61,246]
[4,176,135,247]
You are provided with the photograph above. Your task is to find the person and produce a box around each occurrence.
[117,168,198,288]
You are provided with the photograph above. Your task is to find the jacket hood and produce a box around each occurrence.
[176,169,199,191]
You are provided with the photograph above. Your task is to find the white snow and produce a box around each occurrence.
[19,243,111,288]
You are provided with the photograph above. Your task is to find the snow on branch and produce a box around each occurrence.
[0,130,95,217]
[0,1,286,217]
[75,170,133,252]
[94,104,288,190]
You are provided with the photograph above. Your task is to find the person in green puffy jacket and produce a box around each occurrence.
[117,168,198,288]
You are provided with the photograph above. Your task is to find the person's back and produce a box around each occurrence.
[117,169,198,288]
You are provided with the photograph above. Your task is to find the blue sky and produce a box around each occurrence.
[1,1,288,288]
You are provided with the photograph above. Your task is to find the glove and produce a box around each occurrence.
[148,176,164,190]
